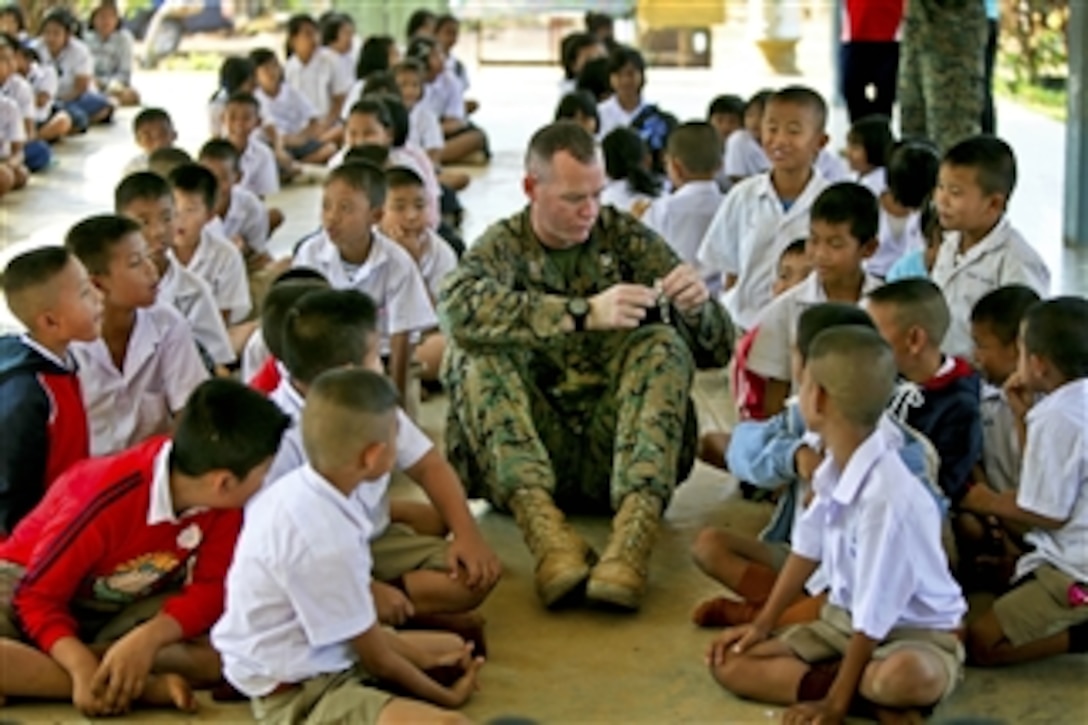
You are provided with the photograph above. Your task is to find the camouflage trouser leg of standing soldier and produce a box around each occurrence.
[444,325,697,514]
[898,0,988,152]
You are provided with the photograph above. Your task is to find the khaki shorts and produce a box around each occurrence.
[370,523,449,583]
[251,667,392,725]
[993,563,1088,648]
[780,603,964,702]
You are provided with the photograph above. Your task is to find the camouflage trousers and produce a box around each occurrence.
[443,325,698,514]
[898,0,988,152]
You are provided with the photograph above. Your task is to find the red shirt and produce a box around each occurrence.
[733,327,770,422]
[844,0,904,42]
[249,356,282,395]
[0,436,242,652]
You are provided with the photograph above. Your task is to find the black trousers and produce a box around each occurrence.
[840,41,901,123]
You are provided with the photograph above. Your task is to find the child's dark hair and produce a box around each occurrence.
[282,289,379,384]
[327,160,387,207]
[769,85,828,131]
[133,107,171,135]
[226,90,260,113]
[406,36,436,67]
[867,278,950,345]
[781,237,808,259]
[887,140,940,208]
[343,144,390,168]
[40,7,77,36]
[576,56,610,101]
[1023,297,1088,381]
[357,35,396,80]
[273,266,328,285]
[847,115,893,169]
[374,93,410,147]
[115,171,171,212]
[607,45,645,78]
[386,165,425,191]
[199,138,241,170]
[168,164,218,211]
[0,246,72,300]
[320,12,352,46]
[217,56,254,95]
[745,89,774,117]
[170,379,290,480]
[285,14,317,57]
[708,94,745,121]
[797,302,875,363]
[0,4,25,33]
[406,8,436,39]
[64,214,142,275]
[436,13,459,34]
[363,71,399,97]
[970,285,1042,345]
[261,279,328,359]
[14,40,39,62]
[350,97,392,130]
[666,122,721,176]
[393,58,424,79]
[560,32,598,80]
[811,182,880,243]
[585,11,614,37]
[942,135,1018,197]
[554,91,599,127]
[602,127,659,198]
[149,147,193,179]
[248,48,277,69]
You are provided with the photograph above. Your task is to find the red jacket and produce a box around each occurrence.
[0,436,242,652]
[844,0,904,42]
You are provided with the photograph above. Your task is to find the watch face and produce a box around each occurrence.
[569,298,589,316]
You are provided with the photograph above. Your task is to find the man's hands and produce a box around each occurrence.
[446,531,502,591]
[584,264,710,331]
[661,264,709,316]
[373,581,416,626]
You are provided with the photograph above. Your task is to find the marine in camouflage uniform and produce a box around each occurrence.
[898,0,988,152]
[440,192,733,610]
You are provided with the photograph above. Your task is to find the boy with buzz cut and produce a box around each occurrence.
[293,161,436,399]
[698,85,832,333]
[932,135,1050,359]
[198,139,272,263]
[967,297,1088,667]
[115,171,236,368]
[744,181,884,418]
[213,368,483,725]
[709,326,967,723]
[0,379,290,716]
[66,215,209,457]
[123,107,177,175]
[0,246,101,535]
[266,289,500,635]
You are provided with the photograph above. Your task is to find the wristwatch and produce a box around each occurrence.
[567,297,590,332]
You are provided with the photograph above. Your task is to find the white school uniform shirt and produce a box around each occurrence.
[122,151,149,176]
[285,48,352,121]
[792,424,967,639]
[239,133,280,197]
[418,229,458,300]
[422,69,465,122]
[931,218,1050,359]
[596,95,646,138]
[1,74,35,126]
[641,180,724,271]
[240,328,271,384]
[339,79,363,122]
[980,383,1021,495]
[445,54,470,92]
[866,207,923,278]
[0,95,25,157]
[815,148,851,183]
[183,226,251,324]
[157,255,235,366]
[26,63,59,123]
[256,82,317,136]
[601,178,653,214]
[265,379,432,538]
[85,28,135,87]
[723,129,769,179]
[698,169,830,331]
[72,304,209,456]
[1014,379,1088,583]
[746,270,884,383]
[214,185,270,254]
[408,103,444,152]
[856,167,887,198]
[211,464,378,698]
[39,37,96,100]
[292,228,437,353]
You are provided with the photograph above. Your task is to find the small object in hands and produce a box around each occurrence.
[654,279,671,324]
[1069,582,1088,607]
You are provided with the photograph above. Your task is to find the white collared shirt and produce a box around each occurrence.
[980,383,1021,495]
[240,328,270,383]
[292,228,437,352]
[146,441,207,525]
[218,185,270,254]
[284,47,352,120]
[931,218,1050,359]
[746,270,884,382]
[72,305,209,456]
[421,69,465,121]
[39,37,95,99]
[596,95,646,138]
[601,178,654,214]
[407,103,444,152]
[183,226,251,324]
[792,424,966,639]
[867,205,923,278]
[0,95,25,157]
[1,74,35,124]
[857,167,887,198]
[239,133,279,198]
[264,379,432,538]
[212,464,377,697]
[1015,379,1088,582]
[641,180,724,271]
[816,148,851,183]
[698,169,830,330]
[256,82,317,136]
[417,229,458,300]
[157,256,235,365]
[122,151,149,176]
[18,332,73,370]
[723,129,769,179]
[26,63,58,123]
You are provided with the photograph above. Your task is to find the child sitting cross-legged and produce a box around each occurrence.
[0,379,289,715]
[213,368,482,724]
[708,326,967,723]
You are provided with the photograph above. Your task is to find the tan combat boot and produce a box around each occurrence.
[508,487,593,607]
[586,491,663,610]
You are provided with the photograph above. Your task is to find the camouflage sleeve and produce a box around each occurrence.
[437,227,568,351]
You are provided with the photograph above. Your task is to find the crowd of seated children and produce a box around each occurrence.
[0,34,51,173]
[65,214,208,457]
[213,369,483,724]
[36,8,113,133]
[0,378,288,716]
[0,246,99,536]
[123,106,176,175]
[12,39,74,142]
[250,47,336,168]
[867,139,940,278]
[601,126,659,212]
[283,13,350,145]
[843,115,892,197]
[319,11,359,84]
[85,1,139,107]
[208,56,255,138]
[558,31,607,97]
[197,139,275,269]
[0,83,25,197]
[406,36,487,166]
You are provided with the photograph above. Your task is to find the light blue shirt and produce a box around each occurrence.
[886,249,929,282]
[985,0,999,21]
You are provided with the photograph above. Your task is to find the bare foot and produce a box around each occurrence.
[140,673,197,713]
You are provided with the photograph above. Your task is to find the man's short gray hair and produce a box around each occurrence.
[525,121,599,176]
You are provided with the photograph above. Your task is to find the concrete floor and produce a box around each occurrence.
[2,38,1088,724]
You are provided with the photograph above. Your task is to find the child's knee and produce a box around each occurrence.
[868,650,946,706]
[691,527,727,567]
[709,649,752,691]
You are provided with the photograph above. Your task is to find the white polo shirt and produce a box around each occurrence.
[866,206,923,278]
[417,230,458,300]
[256,82,317,136]
[698,169,830,330]
[265,379,433,539]
[601,178,653,214]
[185,226,251,324]
[39,37,95,99]
[596,95,645,138]
[0,95,26,158]
[857,167,887,198]
[122,151,149,176]
[240,328,271,384]
[980,382,1021,495]
[284,47,352,120]
[217,185,270,254]
[1015,379,1088,583]
[408,103,444,152]
[239,133,279,198]
[212,464,377,697]
[292,228,437,353]
[26,62,59,123]
[158,255,235,366]
[641,180,723,272]
[931,218,1051,359]
[723,129,769,179]
[746,270,884,383]
[72,304,209,456]
[816,148,851,183]
[1,74,35,126]
[792,424,967,639]
[421,69,465,122]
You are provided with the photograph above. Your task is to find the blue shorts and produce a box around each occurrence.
[286,138,325,160]
[62,91,113,132]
